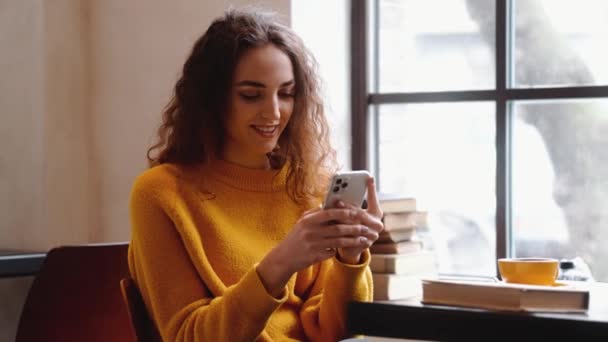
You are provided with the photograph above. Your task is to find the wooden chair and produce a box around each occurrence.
[15,243,136,342]
[120,277,161,342]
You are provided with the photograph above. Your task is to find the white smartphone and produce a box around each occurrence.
[322,170,371,209]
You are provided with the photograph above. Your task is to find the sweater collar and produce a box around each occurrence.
[205,159,288,192]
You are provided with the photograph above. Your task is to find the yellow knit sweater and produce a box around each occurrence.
[128,160,373,342]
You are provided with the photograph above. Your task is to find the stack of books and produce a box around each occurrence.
[370,195,438,300]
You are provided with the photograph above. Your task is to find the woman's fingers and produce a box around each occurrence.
[321,223,379,240]
[337,202,384,234]
[302,205,383,237]
[365,177,383,218]
[321,236,372,249]
[301,207,357,226]
[359,212,384,234]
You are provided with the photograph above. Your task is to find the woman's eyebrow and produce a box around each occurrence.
[235,80,295,87]
[280,80,295,87]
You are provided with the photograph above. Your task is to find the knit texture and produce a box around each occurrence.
[128,160,373,341]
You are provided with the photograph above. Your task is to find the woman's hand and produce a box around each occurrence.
[257,199,379,297]
[336,177,384,264]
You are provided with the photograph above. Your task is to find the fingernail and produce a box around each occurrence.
[336,200,345,208]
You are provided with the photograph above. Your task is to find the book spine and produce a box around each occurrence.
[371,257,391,273]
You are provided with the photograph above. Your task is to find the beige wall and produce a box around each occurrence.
[1,0,92,251]
[1,1,289,340]
[43,0,92,248]
[0,0,45,250]
[1,0,290,251]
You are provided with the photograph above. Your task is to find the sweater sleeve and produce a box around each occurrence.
[128,175,288,342]
[299,250,373,342]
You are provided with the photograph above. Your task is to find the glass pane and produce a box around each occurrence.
[512,99,608,281]
[378,102,496,276]
[378,0,495,92]
[513,0,608,87]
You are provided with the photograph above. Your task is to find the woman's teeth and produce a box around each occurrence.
[253,125,278,136]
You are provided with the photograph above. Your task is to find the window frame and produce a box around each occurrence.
[350,0,608,270]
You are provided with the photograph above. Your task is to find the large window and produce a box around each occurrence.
[354,0,608,280]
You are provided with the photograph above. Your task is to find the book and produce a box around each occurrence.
[370,251,436,275]
[370,239,423,254]
[378,194,417,214]
[422,279,590,312]
[383,211,428,231]
[377,227,416,243]
[373,272,437,300]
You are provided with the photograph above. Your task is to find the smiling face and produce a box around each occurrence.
[222,44,295,169]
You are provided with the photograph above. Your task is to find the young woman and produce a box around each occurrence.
[128,9,384,341]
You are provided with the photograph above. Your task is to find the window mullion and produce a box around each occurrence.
[496,0,510,264]
[351,0,368,170]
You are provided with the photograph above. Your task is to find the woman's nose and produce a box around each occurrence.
[260,95,281,119]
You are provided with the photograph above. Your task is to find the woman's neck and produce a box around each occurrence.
[221,151,271,170]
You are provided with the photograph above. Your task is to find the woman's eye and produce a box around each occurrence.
[279,92,295,98]
[239,93,260,101]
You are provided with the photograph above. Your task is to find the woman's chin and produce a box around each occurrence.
[260,144,278,155]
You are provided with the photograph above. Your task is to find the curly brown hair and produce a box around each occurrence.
[147,9,337,204]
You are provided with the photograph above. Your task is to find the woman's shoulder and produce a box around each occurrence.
[131,163,184,199]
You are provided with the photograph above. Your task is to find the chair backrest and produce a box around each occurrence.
[15,243,136,342]
[120,277,161,342]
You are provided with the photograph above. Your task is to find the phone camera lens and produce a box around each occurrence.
[336,178,342,185]
[341,182,348,188]
[333,186,340,193]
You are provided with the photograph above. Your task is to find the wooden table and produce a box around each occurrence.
[347,282,608,341]
[0,249,46,278]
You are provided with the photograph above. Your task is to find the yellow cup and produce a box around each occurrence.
[498,258,559,286]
